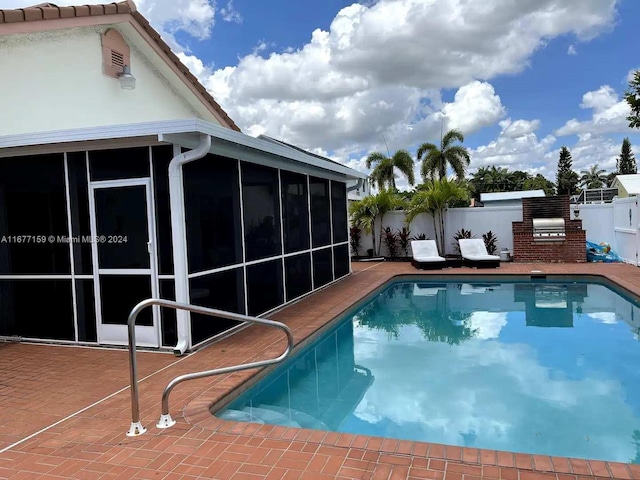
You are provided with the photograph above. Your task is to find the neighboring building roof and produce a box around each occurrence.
[480,190,546,202]
[612,174,640,195]
[0,1,240,132]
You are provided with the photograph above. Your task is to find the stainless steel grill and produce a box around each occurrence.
[532,218,565,241]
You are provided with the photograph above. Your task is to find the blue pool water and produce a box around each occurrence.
[215,277,640,463]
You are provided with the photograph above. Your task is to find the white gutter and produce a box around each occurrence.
[168,133,212,356]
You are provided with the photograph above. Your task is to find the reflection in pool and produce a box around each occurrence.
[216,279,640,463]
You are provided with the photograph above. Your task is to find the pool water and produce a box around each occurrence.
[216,278,640,463]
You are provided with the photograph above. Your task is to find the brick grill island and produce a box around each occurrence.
[512,195,587,263]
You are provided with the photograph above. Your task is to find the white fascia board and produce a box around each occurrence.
[191,119,366,179]
[0,118,366,180]
[165,133,349,182]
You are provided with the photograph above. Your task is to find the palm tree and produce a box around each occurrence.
[417,129,471,181]
[365,150,415,190]
[579,164,607,189]
[349,190,403,256]
[405,178,469,254]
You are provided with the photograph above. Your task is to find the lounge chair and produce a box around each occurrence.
[458,238,500,268]
[411,240,446,270]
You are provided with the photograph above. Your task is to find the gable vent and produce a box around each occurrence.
[111,50,124,69]
[101,29,131,79]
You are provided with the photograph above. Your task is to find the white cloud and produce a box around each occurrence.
[567,44,577,55]
[589,312,618,324]
[469,118,556,176]
[204,0,617,160]
[466,312,508,339]
[219,0,242,23]
[500,118,541,138]
[555,85,633,136]
[441,82,506,134]
[351,321,636,462]
[136,0,216,41]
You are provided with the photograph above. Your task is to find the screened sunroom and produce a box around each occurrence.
[0,119,366,353]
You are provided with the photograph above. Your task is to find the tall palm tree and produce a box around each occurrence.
[365,150,415,190]
[417,129,471,181]
[579,164,607,189]
[405,178,469,253]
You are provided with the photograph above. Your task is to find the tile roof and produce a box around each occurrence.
[0,1,241,132]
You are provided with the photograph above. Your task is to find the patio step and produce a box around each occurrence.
[238,406,302,428]
[216,408,265,424]
[257,404,331,431]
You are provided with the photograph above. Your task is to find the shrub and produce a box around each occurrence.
[483,230,498,255]
[382,227,399,258]
[411,233,428,241]
[397,227,411,257]
[349,226,362,257]
[452,228,475,255]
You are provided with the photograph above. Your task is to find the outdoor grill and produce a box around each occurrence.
[532,217,566,241]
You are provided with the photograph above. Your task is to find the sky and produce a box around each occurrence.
[4,0,639,190]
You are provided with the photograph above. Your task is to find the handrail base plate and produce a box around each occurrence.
[126,421,147,436]
[157,414,176,429]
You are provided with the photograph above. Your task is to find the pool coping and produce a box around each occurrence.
[182,268,640,479]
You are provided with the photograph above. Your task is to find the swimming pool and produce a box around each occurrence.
[215,276,640,464]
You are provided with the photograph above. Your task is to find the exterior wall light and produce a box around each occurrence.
[118,65,136,90]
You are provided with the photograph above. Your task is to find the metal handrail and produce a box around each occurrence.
[126,298,294,436]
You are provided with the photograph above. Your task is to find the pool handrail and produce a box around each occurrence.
[126,298,295,436]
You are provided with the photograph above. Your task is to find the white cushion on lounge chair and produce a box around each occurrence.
[458,239,500,261]
[411,240,446,262]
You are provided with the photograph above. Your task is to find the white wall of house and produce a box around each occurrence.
[0,26,207,136]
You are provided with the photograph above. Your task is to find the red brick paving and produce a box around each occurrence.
[1,261,640,478]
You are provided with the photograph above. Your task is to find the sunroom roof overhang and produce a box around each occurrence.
[0,118,366,181]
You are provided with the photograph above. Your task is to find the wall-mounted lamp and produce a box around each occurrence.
[118,65,136,90]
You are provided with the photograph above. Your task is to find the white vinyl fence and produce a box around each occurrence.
[353,199,638,264]
[612,197,640,265]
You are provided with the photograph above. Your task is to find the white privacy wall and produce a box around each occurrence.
[573,203,614,245]
[355,203,621,259]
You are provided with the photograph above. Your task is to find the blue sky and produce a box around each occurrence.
[171,0,640,187]
[7,0,638,187]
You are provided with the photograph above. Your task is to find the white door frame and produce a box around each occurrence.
[88,178,160,347]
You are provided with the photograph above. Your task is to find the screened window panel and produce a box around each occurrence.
[67,152,92,275]
[281,171,310,253]
[242,163,282,261]
[0,280,74,340]
[313,247,333,288]
[189,268,245,345]
[152,145,174,275]
[184,155,242,273]
[247,259,284,316]
[333,244,350,279]
[89,147,150,180]
[331,181,348,243]
[0,154,70,274]
[285,253,312,301]
[310,177,331,248]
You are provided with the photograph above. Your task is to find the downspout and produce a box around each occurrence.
[346,177,365,193]
[168,133,212,356]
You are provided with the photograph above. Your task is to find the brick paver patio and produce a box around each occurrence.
[1,261,640,479]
